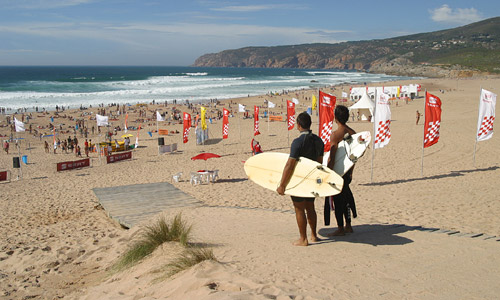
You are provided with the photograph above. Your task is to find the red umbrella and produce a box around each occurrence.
[191,153,221,161]
[191,153,221,171]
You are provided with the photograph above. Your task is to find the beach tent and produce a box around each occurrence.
[349,91,375,121]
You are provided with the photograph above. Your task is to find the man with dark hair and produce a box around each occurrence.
[327,105,357,236]
[277,112,324,246]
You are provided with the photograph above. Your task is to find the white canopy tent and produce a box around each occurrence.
[349,91,375,122]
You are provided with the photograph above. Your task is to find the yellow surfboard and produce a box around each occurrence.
[244,152,343,197]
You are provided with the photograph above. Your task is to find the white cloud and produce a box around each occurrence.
[430,4,482,25]
[211,5,276,12]
[0,0,95,9]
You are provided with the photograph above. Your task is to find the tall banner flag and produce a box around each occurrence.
[200,107,207,130]
[319,91,336,152]
[312,94,318,110]
[156,111,165,121]
[222,108,229,139]
[268,101,276,108]
[254,106,260,136]
[374,92,391,149]
[135,125,141,148]
[124,113,128,133]
[14,118,25,132]
[476,89,496,142]
[423,92,442,148]
[183,112,191,144]
[238,104,246,113]
[96,114,109,127]
[287,100,296,131]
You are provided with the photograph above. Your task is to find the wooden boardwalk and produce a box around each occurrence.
[93,182,202,228]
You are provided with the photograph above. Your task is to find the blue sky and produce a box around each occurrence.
[0,0,498,66]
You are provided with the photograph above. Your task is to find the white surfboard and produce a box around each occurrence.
[244,152,343,198]
[323,131,371,176]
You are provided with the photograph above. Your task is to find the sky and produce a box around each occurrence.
[0,0,499,66]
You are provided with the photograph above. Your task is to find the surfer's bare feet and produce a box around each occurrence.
[310,235,321,243]
[328,229,345,236]
[293,238,309,246]
[345,224,353,233]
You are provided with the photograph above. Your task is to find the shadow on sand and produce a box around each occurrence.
[315,224,429,246]
[360,166,498,187]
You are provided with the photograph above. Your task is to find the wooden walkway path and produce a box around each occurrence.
[93,182,202,228]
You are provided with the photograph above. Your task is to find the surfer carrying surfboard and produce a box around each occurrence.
[327,105,357,236]
[277,112,324,246]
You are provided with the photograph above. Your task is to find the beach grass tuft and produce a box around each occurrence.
[166,246,217,277]
[113,213,192,271]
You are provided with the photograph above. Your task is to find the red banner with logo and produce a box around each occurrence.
[319,91,336,152]
[287,100,295,131]
[107,151,132,164]
[222,108,229,139]
[424,92,442,148]
[183,112,191,143]
[254,106,260,136]
[0,170,8,181]
[57,158,90,172]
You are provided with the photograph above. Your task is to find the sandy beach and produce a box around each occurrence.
[1,76,500,299]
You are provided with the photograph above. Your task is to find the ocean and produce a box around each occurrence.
[0,66,414,112]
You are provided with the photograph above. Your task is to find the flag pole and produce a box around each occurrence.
[421,90,427,177]
[473,86,482,168]
[16,131,23,180]
[370,89,377,183]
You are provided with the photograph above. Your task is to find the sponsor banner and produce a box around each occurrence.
[57,158,90,172]
[158,129,169,135]
[0,170,8,182]
[107,151,132,164]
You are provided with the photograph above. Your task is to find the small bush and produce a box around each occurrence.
[113,213,192,271]
[167,246,217,277]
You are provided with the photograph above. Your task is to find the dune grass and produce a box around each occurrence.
[113,213,192,271]
[166,246,217,277]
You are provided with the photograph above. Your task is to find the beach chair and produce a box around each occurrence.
[172,172,182,182]
[210,170,219,182]
[190,172,202,185]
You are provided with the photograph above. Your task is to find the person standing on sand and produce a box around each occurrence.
[277,112,324,246]
[327,105,357,236]
[416,110,421,125]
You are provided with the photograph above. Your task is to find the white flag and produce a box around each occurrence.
[268,101,276,108]
[476,89,496,141]
[14,117,25,132]
[292,98,299,105]
[96,114,109,126]
[342,92,348,98]
[156,111,165,122]
[374,92,391,149]
[238,104,246,112]
[135,136,139,148]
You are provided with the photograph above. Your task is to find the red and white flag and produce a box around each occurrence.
[423,92,442,148]
[135,124,141,148]
[476,89,496,142]
[319,91,336,152]
[124,113,128,133]
[183,112,191,144]
[222,108,229,139]
[254,106,260,136]
[287,100,295,131]
[374,92,391,149]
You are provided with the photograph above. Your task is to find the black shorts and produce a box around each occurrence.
[291,196,315,203]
